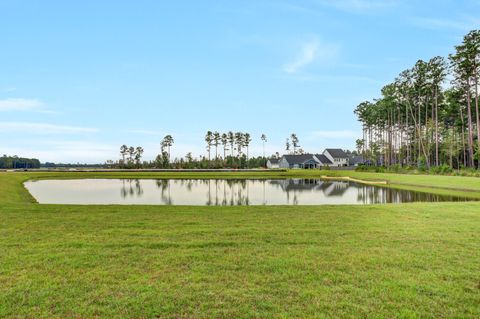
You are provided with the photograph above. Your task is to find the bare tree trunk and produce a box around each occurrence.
[409,101,429,167]
[460,106,467,168]
[466,88,475,167]
[450,128,454,168]
[406,104,409,165]
[435,87,439,166]
[474,72,480,168]
[425,97,431,168]
[363,126,366,156]
[418,101,421,164]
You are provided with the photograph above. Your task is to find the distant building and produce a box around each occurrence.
[279,154,320,169]
[323,149,348,167]
[314,154,333,167]
[277,149,353,169]
[266,158,280,169]
[348,155,366,167]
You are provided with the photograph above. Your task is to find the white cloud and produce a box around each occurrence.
[311,130,360,139]
[0,122,98,134]
[0,98,49,112]
[283,37,339,74]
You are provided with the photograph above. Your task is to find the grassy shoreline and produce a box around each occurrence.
[1,171,480,318]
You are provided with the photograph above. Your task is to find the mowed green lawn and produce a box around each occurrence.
[1,171,480,318]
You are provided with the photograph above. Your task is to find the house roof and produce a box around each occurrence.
[268,158,279,164]
[314,154,333,164]
[324,148,348,158]
[349,155,365,165]
[282,154,318,165]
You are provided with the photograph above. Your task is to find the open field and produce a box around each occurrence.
[1,171,480,318]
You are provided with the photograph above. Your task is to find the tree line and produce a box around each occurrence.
[354,29,480,170]
[0,155,40,169]
[115,132,271,169]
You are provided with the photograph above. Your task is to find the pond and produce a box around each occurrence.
[24,178,472,205]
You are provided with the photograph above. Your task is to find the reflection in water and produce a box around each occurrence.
[24,178,474,205]
[120,179,143,199]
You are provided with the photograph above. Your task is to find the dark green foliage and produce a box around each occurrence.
[0,155,40,169]
[356,163,480,177]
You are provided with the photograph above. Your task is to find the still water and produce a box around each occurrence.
[24,178,471,205]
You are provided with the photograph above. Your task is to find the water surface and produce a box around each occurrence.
[24,178,471,205]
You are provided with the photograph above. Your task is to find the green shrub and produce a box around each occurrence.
[357,162,480,177]
[417,156,427,172]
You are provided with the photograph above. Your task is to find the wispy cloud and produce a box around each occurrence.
[0,98,52,113]
[311,130,359,139]
[279,73,380,84]
[410,16,480,31]
[283,37,339,74]
[315,0,399,14]
[0,122,98,134]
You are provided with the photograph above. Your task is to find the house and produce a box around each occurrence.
[279,154,320,169]
[277,149,351,169]
[266,158,280,169]
[348,155,365,167]
[323,149,349,167]
[313,154,333,167]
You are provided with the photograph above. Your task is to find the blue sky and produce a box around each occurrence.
[1,0,479,163]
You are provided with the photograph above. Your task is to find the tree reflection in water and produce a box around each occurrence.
[115,178,472,205]
[120,179,143,199]
[154,179,173,205]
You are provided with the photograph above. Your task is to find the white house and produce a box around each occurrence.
[323,149,349,167]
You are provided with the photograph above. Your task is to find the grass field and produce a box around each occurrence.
[1,171,480,318]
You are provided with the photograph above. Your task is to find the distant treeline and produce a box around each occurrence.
[112,132,273,169]
[0,155,40,169]
[42,162,105,168]
[108,154,269,169]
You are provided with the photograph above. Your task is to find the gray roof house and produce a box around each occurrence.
[314,154,333,166]
[348,155,365,166]
[279,154,320,169]
[323,149,349,167]
[278,149,354,169]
